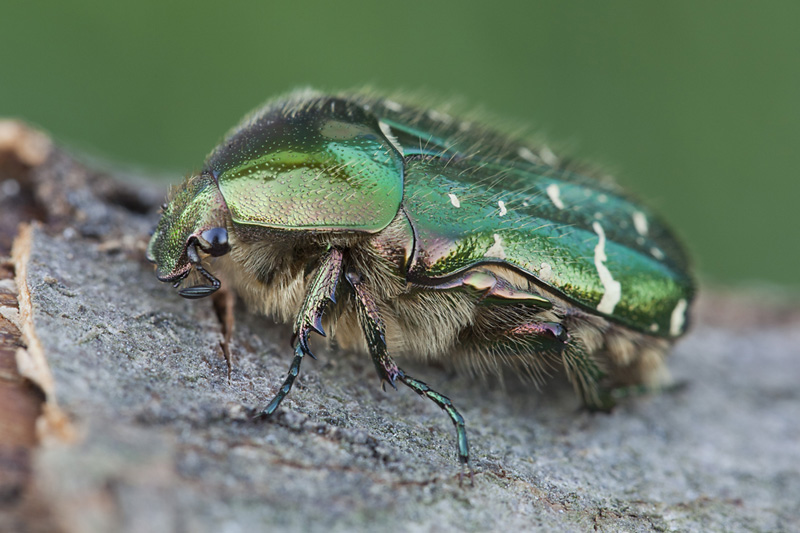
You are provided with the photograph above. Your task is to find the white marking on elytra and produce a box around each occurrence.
[540,145,558,166]
[458,121,472,132]
[539,262,553,282]
[498,200,508,216]
[633,211,649,236]
[636,236,646,246]
[427,109,453,123]
[592,221,622,314]
[598,194,608,203]
[650,247,665,260]
[448,193,461,208]
[517,147,541,164]
[378,120,404,156]
[546,184,565,209]
[594,212,603,220]
[383,99,403,112]
[670,298,688,336]
[484,233,506,259]
[649,323,659,332]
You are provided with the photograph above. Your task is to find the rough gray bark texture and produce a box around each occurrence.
[2,124,798,532]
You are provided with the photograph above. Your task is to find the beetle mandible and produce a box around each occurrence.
[147,89,694,475]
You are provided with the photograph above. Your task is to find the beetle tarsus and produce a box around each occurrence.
[259,344,305,417]
[398,372,471,477]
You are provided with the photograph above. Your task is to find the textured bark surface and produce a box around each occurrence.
[1,122,798,532]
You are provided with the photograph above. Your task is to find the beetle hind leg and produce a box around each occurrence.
[561,343,612,410]
[426,267,611,409]
[462,306,612,410]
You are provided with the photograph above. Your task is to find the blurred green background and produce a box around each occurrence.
[2,1,797,288]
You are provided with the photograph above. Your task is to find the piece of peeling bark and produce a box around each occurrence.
[12,224,76,443]
[0,121,56,533]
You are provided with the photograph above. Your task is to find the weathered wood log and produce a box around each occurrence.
[1,121,798,532]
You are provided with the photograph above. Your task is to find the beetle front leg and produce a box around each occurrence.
[346,270,471,480]
[258,247,344,417]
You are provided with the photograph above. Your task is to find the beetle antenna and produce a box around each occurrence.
[178,240,222,299]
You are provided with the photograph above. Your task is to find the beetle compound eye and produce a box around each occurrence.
[199,227,230,257]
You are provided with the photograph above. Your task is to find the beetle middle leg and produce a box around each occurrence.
[258,247,344,417]
[345,269,472,480]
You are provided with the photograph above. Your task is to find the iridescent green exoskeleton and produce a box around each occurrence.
[147,89,694,479]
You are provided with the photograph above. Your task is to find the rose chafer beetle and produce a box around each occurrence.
[147,89,694,475]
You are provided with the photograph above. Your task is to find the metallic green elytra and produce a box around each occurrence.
[147,89,694,477]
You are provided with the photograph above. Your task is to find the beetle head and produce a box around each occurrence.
[146,172,231,299]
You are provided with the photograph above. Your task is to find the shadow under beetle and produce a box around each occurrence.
[146,89,694,477]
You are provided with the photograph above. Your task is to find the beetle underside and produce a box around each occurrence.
[188,217,676,474]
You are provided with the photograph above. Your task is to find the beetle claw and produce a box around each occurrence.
[311,315,326,337]
[381,377,398,392]
[295,333,317,360]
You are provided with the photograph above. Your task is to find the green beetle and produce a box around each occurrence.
[147,89,694,474]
